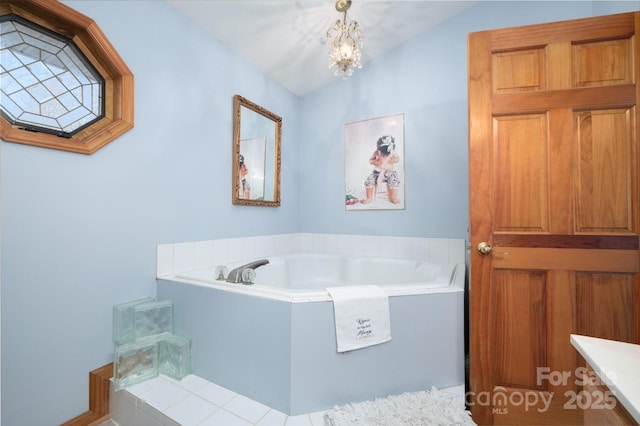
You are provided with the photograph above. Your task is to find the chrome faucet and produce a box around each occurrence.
[226,259,270,284]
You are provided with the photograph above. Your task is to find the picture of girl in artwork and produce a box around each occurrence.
[238,153,251,199]
[344,113,405,210]
[361,135,400,204]
[237,137,267,201]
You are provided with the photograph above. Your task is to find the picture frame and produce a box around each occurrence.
[344,113,405,210]
[232,95,281,206]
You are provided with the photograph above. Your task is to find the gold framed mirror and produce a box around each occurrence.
[232,95,282,206]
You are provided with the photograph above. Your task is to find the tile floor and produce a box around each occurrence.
[106,374,466,426]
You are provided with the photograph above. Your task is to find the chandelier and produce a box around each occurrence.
[326,0,363,79]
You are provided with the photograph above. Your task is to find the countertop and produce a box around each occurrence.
[570,334,640,423]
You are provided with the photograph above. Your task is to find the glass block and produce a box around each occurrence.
[133,300,174,340]
[113,297,154,345]
[113,339,158,391]
[158,335,192,380]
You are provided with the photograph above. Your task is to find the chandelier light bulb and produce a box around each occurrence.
[340,39,354,59]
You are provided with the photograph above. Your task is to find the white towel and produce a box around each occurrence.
[326,285,392,353]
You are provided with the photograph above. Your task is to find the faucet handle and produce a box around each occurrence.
[215,265,228,281]
[241,268,255,285]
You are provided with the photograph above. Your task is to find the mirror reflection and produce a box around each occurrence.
[232,95,281,206]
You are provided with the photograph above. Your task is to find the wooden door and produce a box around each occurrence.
[468,12,640,425]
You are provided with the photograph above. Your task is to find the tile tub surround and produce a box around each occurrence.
[156,233,467,278]
[156,234,466,415]
[109,374,467,426]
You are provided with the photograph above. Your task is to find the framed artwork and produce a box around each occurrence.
[344,113,405,210]
[239,136,267,201]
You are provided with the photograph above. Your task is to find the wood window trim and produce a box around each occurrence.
[0,0,134,154]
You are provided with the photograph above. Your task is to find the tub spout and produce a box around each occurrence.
[226,259,270,284]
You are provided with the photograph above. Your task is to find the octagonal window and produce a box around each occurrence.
[1,0,133,154]
[1,15,104,138]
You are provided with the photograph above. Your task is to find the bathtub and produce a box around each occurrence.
[172,253,460,302]
[157,252,465,415]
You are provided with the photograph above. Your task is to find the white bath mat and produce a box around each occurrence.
[323,387,476,426]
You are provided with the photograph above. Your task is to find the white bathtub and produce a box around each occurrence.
[173,253,463,303]
[158,252,465,415]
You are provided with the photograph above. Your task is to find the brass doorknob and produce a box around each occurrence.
[477,242,492,256]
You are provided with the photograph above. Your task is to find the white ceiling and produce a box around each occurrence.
[167,0,477,97]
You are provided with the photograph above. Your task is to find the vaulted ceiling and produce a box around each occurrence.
[167,1,477,96]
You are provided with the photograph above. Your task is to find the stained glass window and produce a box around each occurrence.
[0,15,104,138]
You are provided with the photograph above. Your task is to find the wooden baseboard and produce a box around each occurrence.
[61,412,109,426]
[61,363,113,426]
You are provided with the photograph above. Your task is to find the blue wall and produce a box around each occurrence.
[1,1,300,424]
[2,1,638,424]
[299,0,640,238]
